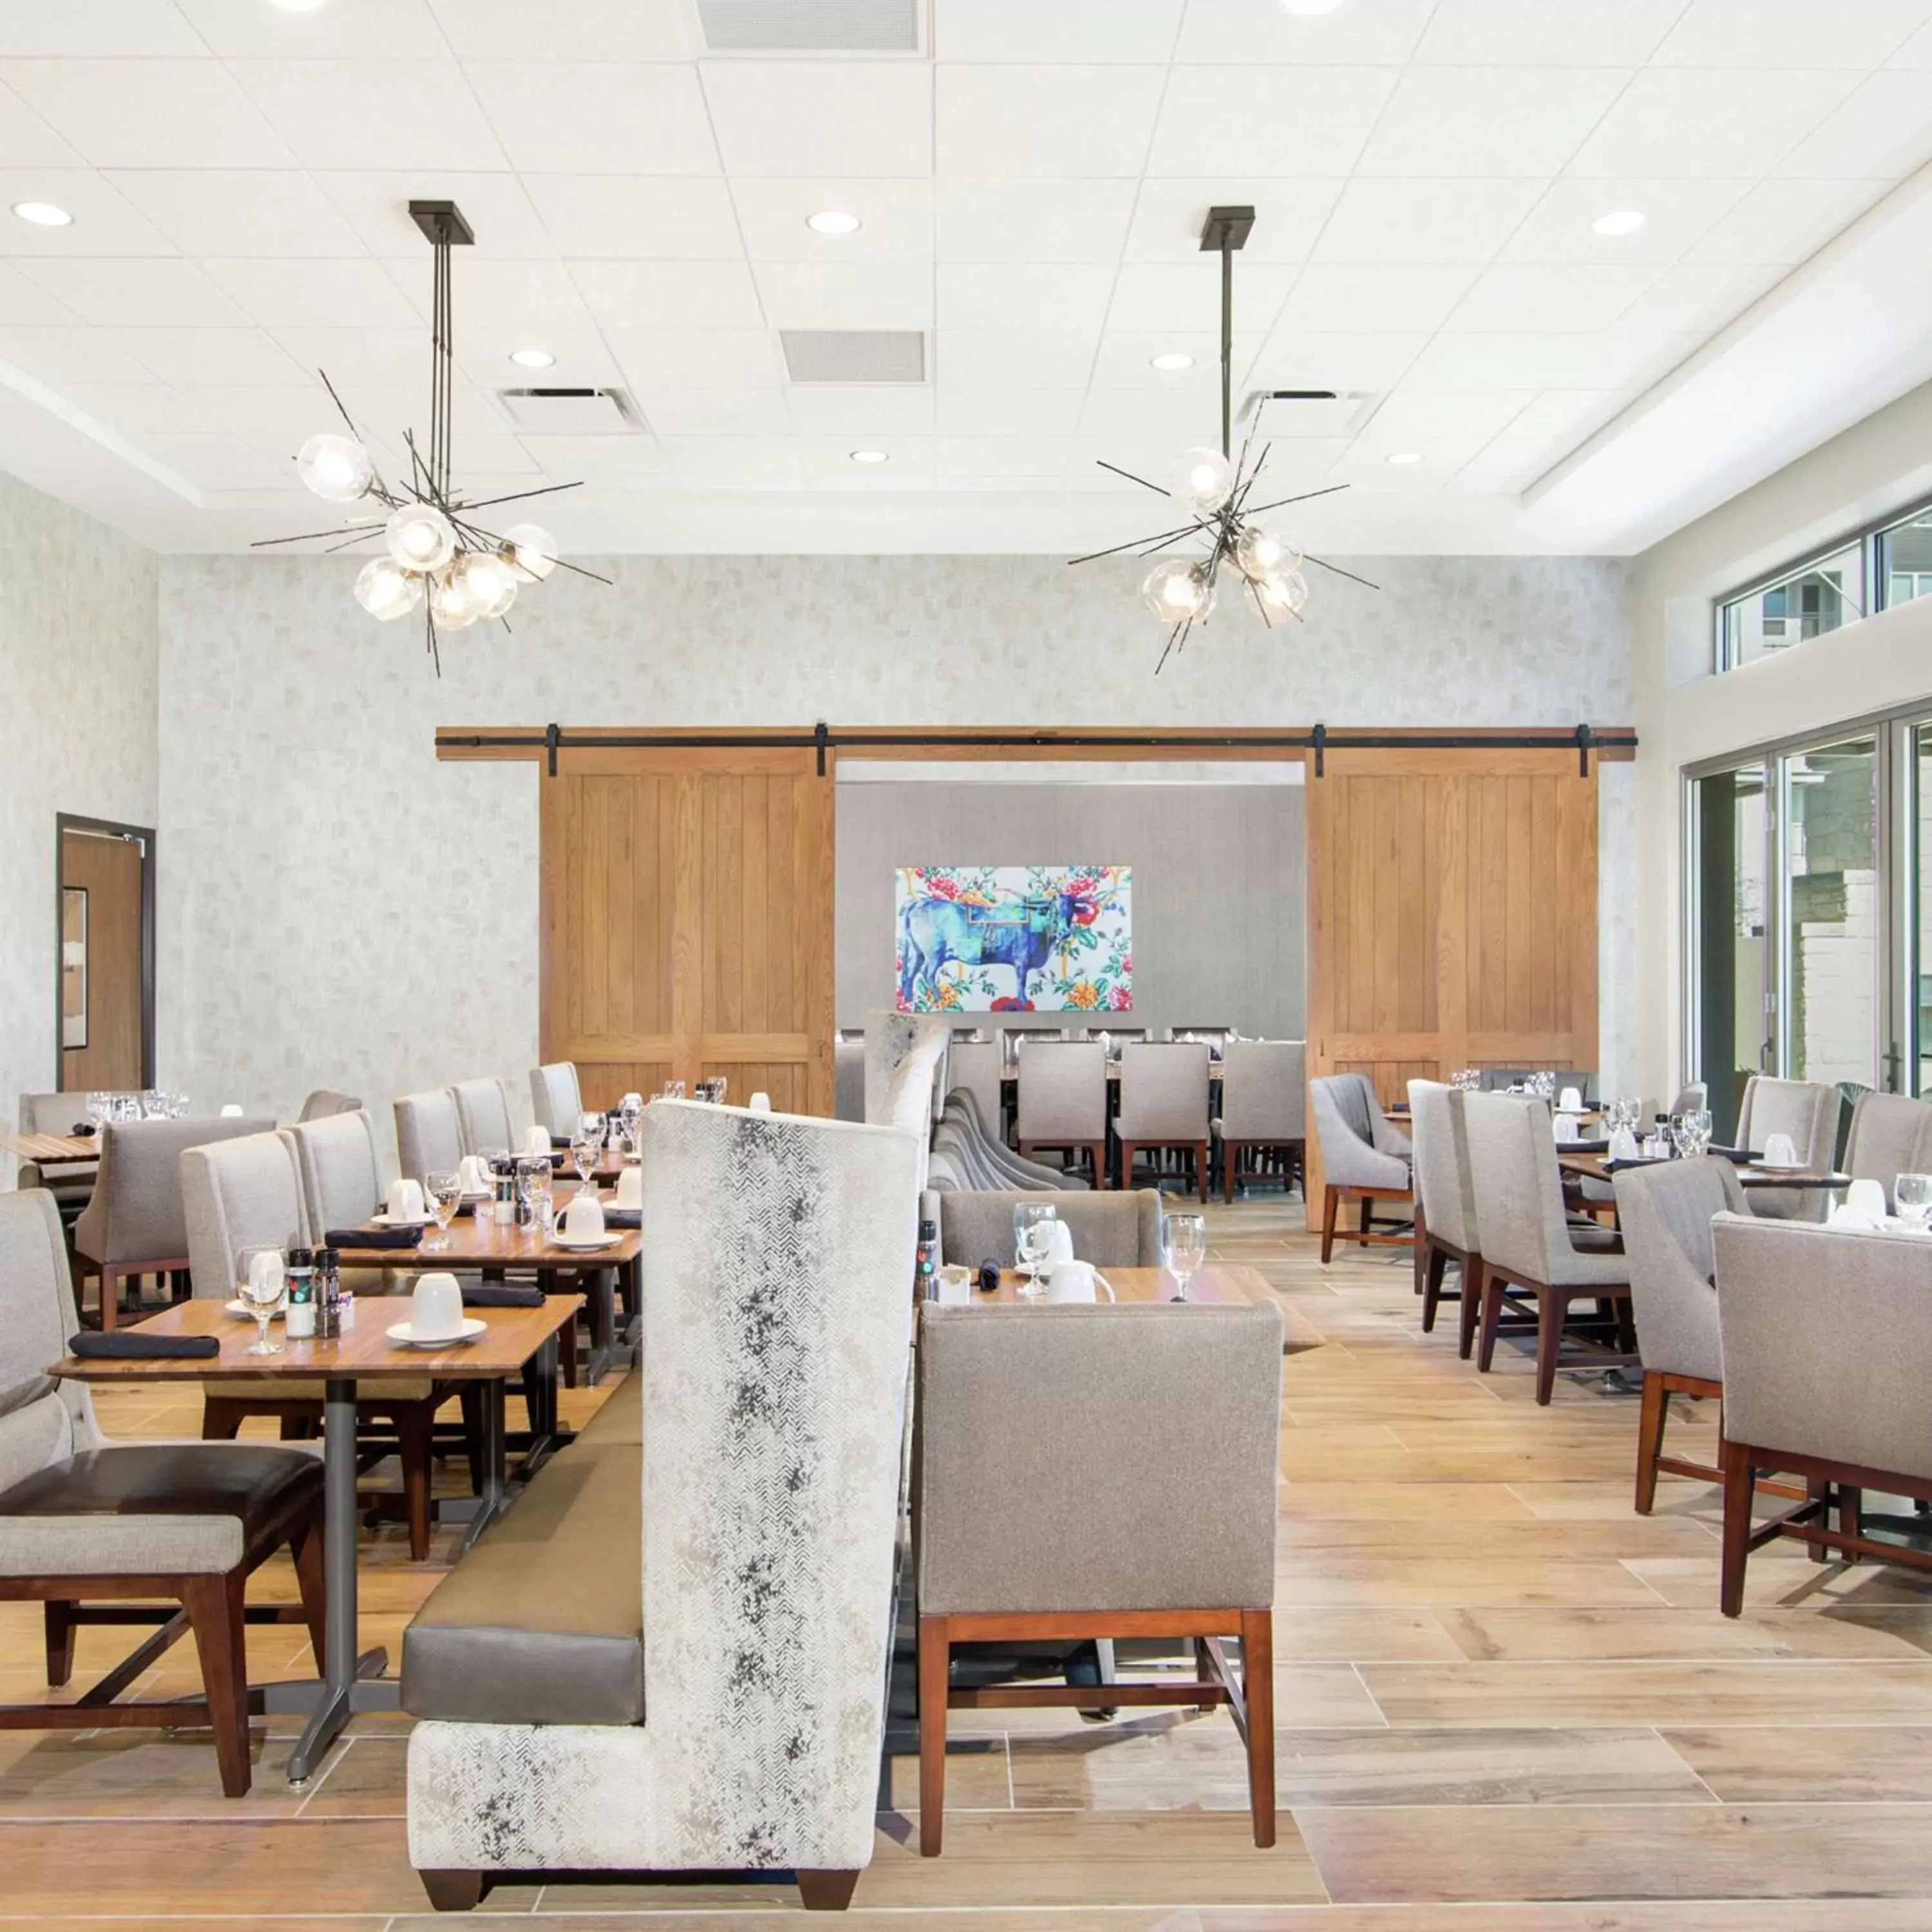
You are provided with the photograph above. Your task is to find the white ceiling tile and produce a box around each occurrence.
[1175,0,1437,64]
[1609,260,1786,339]
[104,170,366,259]
[936,328,1099,388]
[230,60,507,171]
[1247,330,1429,392]
[519,432,672,484]
[1498,177,1752,265]
[0,257,71,323]
[0,2,204,55]
[1357,68,1629,178]
[1453,391,1634,492]
[1064,438,1208,492]
[64,383,211,433]
[1773,73,1932,180]
[939,262,1113,333]
[752,260,931,329]
[1088,328,1267,387]
[1366,388,1538,442]
[1150,67,1395,177]
[20,257,249,326]
[173,0,448,57]
[118,325,313,388]
[315,174,556,260]
[1,325,173,387]
[704,62,931,178]
[799,436,933,486]
[1077,387,1234,439]
[1412,0,1686,66]
[1685,178,1893,264]
[631,388,791,435]
[1275,262,1480,335]
[1405,328,1701,389]
[1124,180,1343,263]
[529,177,743,260]
[431,0,696,60]
[935,435,1072,478]
[1104,261,1298,334]
[606,327,784,388]
[258,326,426,389]
[784,384,935,433]
[1565,70,1863,178]
[934,389,1083,435]
[1312,178,1546,265]
[1,59,295,167]
[1889,16,1932,61]
[455,322,624,389]
[1448,261,1663,334]
[573,258,764,329]
[133,428,287,486]
[0,80,80,165]
[466,63,717,175]
[204,258,420,330]
[186,380,397,442]
[1651,0,1932,70]
[659,435,800,486]
[1325,440,1457,489]
[388,258,594,332]
[0,169,175,254]
[937,0,1184,62]
[938,66,1164,178]
[733,178,933,261]
[935,179,1132,263]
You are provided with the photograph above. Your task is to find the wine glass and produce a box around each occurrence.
[570,1123,601,1193]
[237,1250,286,1356]
[1683,1108,1713,1157]
[521,1158,554,1233]
[662,1080,686,1101]
[708,1075,729,1105]
[1162,1210,1208,1301]
[618,1092,643,1151]
[424,1170,461,1252]
[1895,1173,1932,1227]
[1013,1202,1057,1298]
[85,1091,109,1129]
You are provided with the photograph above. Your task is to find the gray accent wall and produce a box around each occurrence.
[836,780,1305,1039]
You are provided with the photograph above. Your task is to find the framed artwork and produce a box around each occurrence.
[895,865,1132,1013]
[61,886,87,1049]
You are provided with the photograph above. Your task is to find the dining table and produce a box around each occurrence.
[0,1130,100,1166]
[46,1289,582,1785]
[949,1262,1313,1352]
[1557,1149,1853,1198]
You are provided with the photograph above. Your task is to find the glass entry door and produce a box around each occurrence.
[1691,762,1770,1142]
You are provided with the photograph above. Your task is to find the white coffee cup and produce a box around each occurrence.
[410,1271,464,1341]
[936,1264,972,1307]
[457,1153,491,1195]
[1607,1126,1640,1163]
[748,1092,772,1114]
[220,1103,244,1118]
[564,1190,605,1240]
[1044,1260,1115,1305]
[524,1124,552,1157]
[1762,1132,1799,1168]
[1558,1086,1584,1113]
[387,1177,426,1221]
[614,1165,643,1209]
[1037,1220,1075,1266]
[1844,1177,1888,1224]
[1552,1111,1580,1144]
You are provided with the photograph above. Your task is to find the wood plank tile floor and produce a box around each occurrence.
[8,1197,1932,1926]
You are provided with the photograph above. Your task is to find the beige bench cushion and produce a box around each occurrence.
[402,1443,642,1725]
[572,1372,639,1450]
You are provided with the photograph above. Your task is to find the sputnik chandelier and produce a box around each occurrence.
[256,200,605,673]
[1072,205,1377,672]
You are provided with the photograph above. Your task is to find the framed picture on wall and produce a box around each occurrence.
[61,886,88,1049]
[895,865,1132,1013]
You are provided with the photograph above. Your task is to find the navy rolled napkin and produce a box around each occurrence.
[461,1284,545,1309]
[328,1225,421,1249]
[550,1133,574,1150]
[977,1259,1002,1293]
[70,1331,219,1359]
[603,1208,640,1229]
[68,1122,98,1137]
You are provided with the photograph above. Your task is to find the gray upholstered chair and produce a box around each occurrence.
[1711,1214,1932,1615]
[0,1188,325,1796]
[70,1114,272,1330]
[1309,1073,1412,1263]
[1843,1092,1932,1210]
[451,1077,517,1157]
[1016,1040,1108,1188]
[14,1092,97,1221]
[1734,1075,1840,1220]
[1613,1157,1751,1512]
[298,1089,362,1122]
[945,1038,1005,1141]
[529,1063,583,1135]
[1115,1042,1211,1199]
[914,1301,1284,1855]
[1463,1092,1631,1406]
[1671,1081,1709,1116]
[288,1107,385,1234]
[1408,1079,1482,1348]
[834,1038,865,1122]
[920,1187,1164,1268]
[1215,1040,1305,1204]
[395,1088,466,1185]
[931,1095,1083,1195]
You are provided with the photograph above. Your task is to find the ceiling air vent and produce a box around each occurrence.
[781,328,926,384]
[696,0,922,53]
[496,388,643,434]
[1246,389,1379,438]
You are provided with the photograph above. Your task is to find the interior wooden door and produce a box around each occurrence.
[59,828,146,1091]
[1304,747,1600,1225]
[540,746,835,1117]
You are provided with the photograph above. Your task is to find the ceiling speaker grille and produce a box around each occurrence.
[781,328,926,384]
[696,0,920,53]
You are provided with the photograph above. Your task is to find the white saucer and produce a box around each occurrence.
[225,1300,284,1320]
[552,1229,621,1250]
[387,1317,488,1349]
[370,1210,432,1227]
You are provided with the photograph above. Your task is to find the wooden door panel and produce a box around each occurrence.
[60,831,144,1092]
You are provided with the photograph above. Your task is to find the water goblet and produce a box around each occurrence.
[424,1170,461,1253]
[1013,1202,1057,1298]
[238,1250,286,1356]
[1162,1210,1208,1300]
[1895,1173,1932,1227]
[571,1125,601,1192]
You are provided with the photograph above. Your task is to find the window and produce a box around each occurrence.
[1880,509,1932,614]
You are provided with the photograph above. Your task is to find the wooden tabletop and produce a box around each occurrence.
[329,1208,640,1271]
[0,1130,100,1164]
[967,1262,1260,1307]
[45,1292,583,1385]
[1558,1151,1852,1192]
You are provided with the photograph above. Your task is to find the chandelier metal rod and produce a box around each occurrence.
[1220,238,1233,460]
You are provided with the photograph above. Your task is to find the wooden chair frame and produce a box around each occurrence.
[1220,1136,1303,1204]
[71,1255,189,1332]
[1637,1373,1806,1518]
[1318,1184,1412,1265]
[1118,1135,1209,1201]
[1475,1260,1633,1406]
[1017,1139,1109,1189]
[918,1607,1274,1859]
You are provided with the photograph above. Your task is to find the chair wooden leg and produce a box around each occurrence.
[798,1870,861,1911]
[918,1613,950,1858]
[1195,1140,1209,1204]
[418,1870,484,1911]
[100,1265,118,1333]
[1421,1245,1450,1334]
[44,1601,75,1688]
[397,1403,436,1562]
[1635,1370,1667,1515]
[1224,1141,1238,1205]
[1358,1195,1375,1246]
[180,1570,252,1798]
[1320,1187,1340,1265]
[1719,1439,1755,1618]
[1476,1268,1507,1372]
[1458,1256,1484,1360]
[1534,1288,1565,1406]
[1412,1203,1428,1296]
[1805,1475,1831,1563]
[291,1511,328,1670]
[1118,1141,1134,1193]
[1840,1484,1864,1563]
[1239,1607,1276,1850]
[201,1399,245,1441]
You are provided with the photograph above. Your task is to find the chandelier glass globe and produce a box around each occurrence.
[1234,519,1300,583]
[450,548,518,620]
[296,432,374,504]
[385,502,455,574]
[353,556,423,622]
[1170,446,1235,516]
[500,522,558,582]
[428,564,480,630]
[1250,567,1310,621]
[1141,557,1217,625]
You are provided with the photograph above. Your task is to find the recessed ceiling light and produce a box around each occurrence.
[1279,0,1347,14]
[1591,209,1646,238]
[850,449,889,464]
[1150,351,1195,372]
[808,210,862,236]
[1385,450,1423,466]
[12,200,71,227]
[509,346,555,369]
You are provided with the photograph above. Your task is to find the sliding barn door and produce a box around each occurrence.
[1304,748,1599,1225]
[540,747,835,1116]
